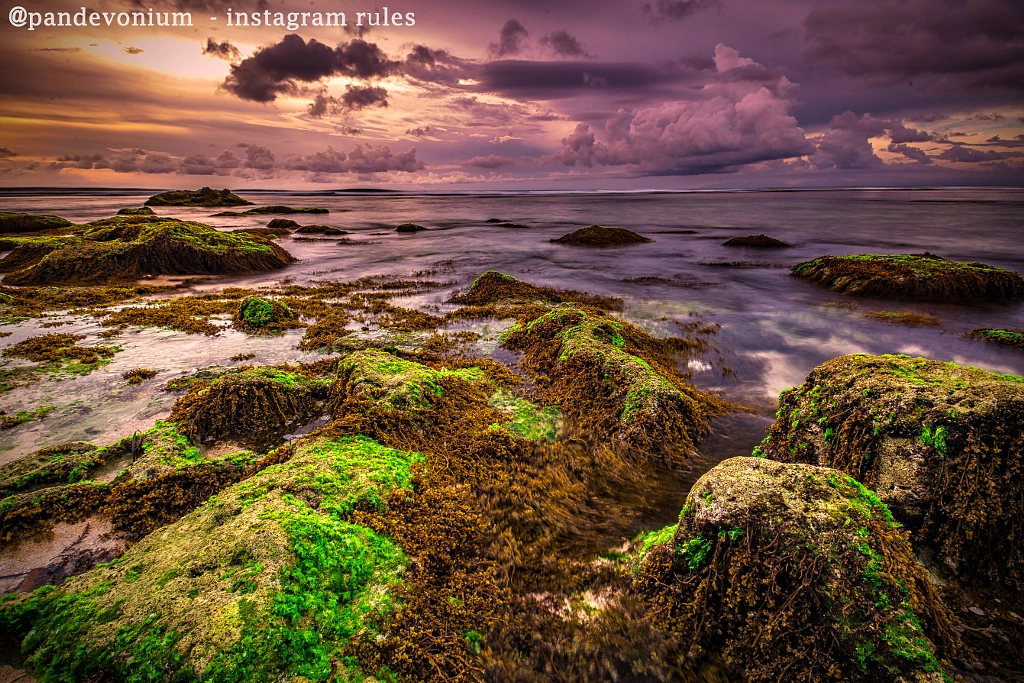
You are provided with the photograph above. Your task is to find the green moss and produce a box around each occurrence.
[488,390,561,441]
[0,404,55,430]
[970,328,1024,348]
[339,349,487,412]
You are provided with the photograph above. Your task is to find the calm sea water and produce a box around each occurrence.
[1,187,1022,509]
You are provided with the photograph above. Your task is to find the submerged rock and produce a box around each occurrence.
[116,207,155,216]
[759,353,1024,587]
[294,225,348,235]
[144,187,252,207]
[396,222,427,233]
[0,435,420,682]
[232,296,303,334]
[212,205,329,216]
[0,216,295,286]
[722,234,790,248]
[552,225,651,246]
[231,226,291,239]
[792,253,1024,301]
[970,327,1024,348]
[0,213,73,234]
[635,456,959,682]
[265,218,299,230]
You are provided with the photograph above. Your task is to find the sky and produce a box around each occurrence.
[0,0,1022,190]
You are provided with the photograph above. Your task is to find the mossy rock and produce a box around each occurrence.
[0,213,74,234]
[970,328,1024,349]
[231,227,290,239]
[212,206,329,217]
[448,270,622,309]
[116,207,155,216]
[635,457,958,682]
[759,353,1024,588]
[722,234,790,248]
[337,348,486,412]
[113,421,256,484]
[395,223,427,233]
[266,218,299,230]
[232,296,303,334]
[0,435,420,682]
[144,187,253,207]
[552,225,651,246]
[0,216,295,286]
[0,442,99,497]
[170,367,331,450]
[1,332,118,373]
[792,253,1024,302]
[295,225,348,235]
[500,304,724,461]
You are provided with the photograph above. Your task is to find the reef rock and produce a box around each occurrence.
[144,187,252,207]
[722,234,790,248]
[552,225,651,246]
[0,213,73,234]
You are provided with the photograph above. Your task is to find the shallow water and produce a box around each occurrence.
[1,187,1022,482]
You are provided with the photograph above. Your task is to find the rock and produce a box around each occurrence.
[294,225,348,235]
[552,225,651,246]
[635,456,959,682]
[447,270,622,309]
[759,353,1024,587]
[722,234,790,248]
[396,223,427,232]
[0,213,74,234]
[116,207,155,216]
[0,216,295,286]
[0,441,99,498]
[231,226,290,239]
[266,218,299,230]
[969,328,1024,348]
[792,253,1024,301]
[212,205,329,216]
[144,187,253,207]
[232,296,303,334]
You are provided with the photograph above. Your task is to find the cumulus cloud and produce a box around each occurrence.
[241,144,275,170]
[0,148,18,158]
[938,145,1023,162]
[223,35,399,103]
[540,31,592,58]
[403,45,472,86]
[180,150,241,175]
[406,126,432,137]
[546,45,813,174]
[810,112,934,169]
[805,0,1024,89]
[50,154,108,170]
[489,19,529,58]
[203,38,240,62]
[341,85,388,110]
[887,143,932,164]
[283,145,424,173]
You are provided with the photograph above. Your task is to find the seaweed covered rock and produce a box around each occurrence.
[500,304,724,461]
[722,234,790,248]
[266,218,299,230]
[144,187,252,207]
[0,442,99,497]
[231,226,291,239]
[295,225,348,235]
[0,435,420,682]
[232,296,303,334]
[448,270,622,309]
[170,367,331,450]
[635,457,959,682]
[396,223,427,233]
[2,332,118,373]
[552,225,651,246]
[760,353,1024,587]
[116,207,155,216]
[0,216,294,285]
[337,348,486,412]
[212,205,329,216]
[970,328,1024,348]
[792,253,1024,301]
[0,213,73,234]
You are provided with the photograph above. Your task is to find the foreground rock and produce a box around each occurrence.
[636,457,958,682]
[552,225,651,246]
[0,215,294,285]
[792,253,1024,301]
[0,213,73,234]
[722,234,790,248]
[0,435,420,682]
[145,187,252,207]
[759,353,1024,587]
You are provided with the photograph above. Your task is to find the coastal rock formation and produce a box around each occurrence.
[0,216,295,286]
[232,296,303,334]
[722,234,790,247]
[552,225,651,246]
[144,187,252,207]
[447,270,622,309]
[635,457,958,682]
[212,205,329,216]
[231,226,291,239]
[759,353,1024,587]
[0,213,73,234]
[792,253,1024,301]
[116,207,155,216]
[395,222,427,232]
[266,218,299,230]
[295,225,348,235]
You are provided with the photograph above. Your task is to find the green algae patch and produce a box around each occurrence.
[488,389,561,441]
[2,332,118,375]
[233,296,304,335]
[213,205,329,216]
[116,206,155,216]
[145,187,253,207]
[0,213,74,234]
[970,327,1024,348]
[501,304,725,462]
[552,225,651,246]
[171,367,331,450]
[0,442,99,497]
[338,348,487,412]
[0,435,418,682]
[1,216,294,286]
[792,253,1024,302]
[760,353,1024,588]
[0,403,55,430]
[864,310,941,327]
[635,457,959,682]
[448,270,623,310]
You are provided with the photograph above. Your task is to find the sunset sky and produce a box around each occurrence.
[1,0,1022,189]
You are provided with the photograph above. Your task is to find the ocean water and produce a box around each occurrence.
[1,187,1022,504]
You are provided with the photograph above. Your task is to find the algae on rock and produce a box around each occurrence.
[635,456,959,683]
[0,213,74,234]
[759,353,1024,588]
[144,187,253,207]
